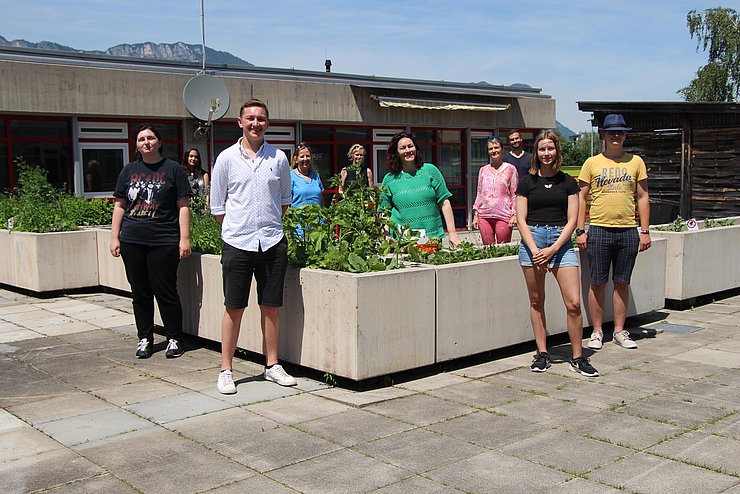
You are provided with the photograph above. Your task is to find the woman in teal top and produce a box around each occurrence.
[381,133,460,245]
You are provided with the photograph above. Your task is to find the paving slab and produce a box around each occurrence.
[296,409,414,447]
[426,378,531,409]
[425,449,570,493]
[542,477,623,493]
[124,390,232,424]
[7,392,113,425]
[356,426,486,471]
[34,473,137,493]
[588,451,738,494]
[202,474,295,493]
[0,425,64,462]
[702,412,740,440]
[636,357,728,379]
[619,394,731,428]
[500,428,634,475]
[395,372,471,392]
[0,328,41,343]
[671,347,740,368]
[669,378,740,409]
[269,448,408,494]
[0,448,105,494]
[367,474,461,493]
[647,430,740,476]
[204,424,342,473]
[0,409,27,433]
[93,378,187,406]
[245,392,352,425]
[36,407,155,447]
[449,354,531,379]
[548,379,652,409]
[166,407,280,444]
[76,428,254,494]
[561,410,686,450]
[363,392,476,426]
[0,374,80,408]
[490,394,602,426]
[485,367,577,395]
[598,367,693,393]
[426,409,544,449]
[311,385,415,407]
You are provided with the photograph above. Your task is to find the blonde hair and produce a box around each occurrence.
[291,143,313,171]
[347,143,365,160]
[529,130,563,174]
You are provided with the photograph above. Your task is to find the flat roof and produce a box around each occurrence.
[578,101,740,114]
[1,45,551,100]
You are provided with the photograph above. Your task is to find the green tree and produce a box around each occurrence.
[561,131,600,168]
[679,7,740,102]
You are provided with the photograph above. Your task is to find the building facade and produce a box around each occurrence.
[1,47,556,229]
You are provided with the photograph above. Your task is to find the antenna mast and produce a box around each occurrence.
[200,0,206,72]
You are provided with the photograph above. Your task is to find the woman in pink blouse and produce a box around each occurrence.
[472,137,519,244]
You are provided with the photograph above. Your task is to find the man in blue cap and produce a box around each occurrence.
[576,114,651,351]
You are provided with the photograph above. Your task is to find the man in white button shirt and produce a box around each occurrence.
[210,99,297,394]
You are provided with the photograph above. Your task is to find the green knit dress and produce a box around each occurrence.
[380,163,452,238]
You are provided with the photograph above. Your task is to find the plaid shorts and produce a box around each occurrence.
[586,225,639,285]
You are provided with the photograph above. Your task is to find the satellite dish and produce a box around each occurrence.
[183,74,230,124]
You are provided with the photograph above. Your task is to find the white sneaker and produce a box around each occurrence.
[264,364,297,386]
[613,330,638,349]
[587,330,603,350]
[217,370,236,394]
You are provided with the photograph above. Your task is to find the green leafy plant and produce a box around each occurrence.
[407,241,519,265]
[703,218,735,228]
[189,195,222,255]
[655,216,687,232]
[0,159,113,232]
[282,166,412,273]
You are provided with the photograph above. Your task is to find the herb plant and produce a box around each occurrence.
[703,218,735,228]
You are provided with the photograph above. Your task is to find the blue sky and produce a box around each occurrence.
[2,0,735,131]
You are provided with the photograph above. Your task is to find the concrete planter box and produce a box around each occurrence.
[175,258,437,381]
[0,229,99,293]
[436,239,666,362]
[94,227,130,293]
[652,218,740,301]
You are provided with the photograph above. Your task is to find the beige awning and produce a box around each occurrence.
[371,95,510,111]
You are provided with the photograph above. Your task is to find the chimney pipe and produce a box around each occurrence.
[325,59,332,72]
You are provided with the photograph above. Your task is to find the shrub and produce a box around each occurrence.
[1,159,113,232]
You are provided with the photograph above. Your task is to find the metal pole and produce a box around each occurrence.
[200,0,206,72]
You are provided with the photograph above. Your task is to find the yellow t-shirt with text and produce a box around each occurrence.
[578,153,647,227]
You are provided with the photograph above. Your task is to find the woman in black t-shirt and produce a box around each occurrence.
[516,131,598,377]
[110,124,192,359]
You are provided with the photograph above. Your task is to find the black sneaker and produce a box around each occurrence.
[570,357,599,377]
[530,352,551,372]
[165,339,184,359]
[135,338,153,359]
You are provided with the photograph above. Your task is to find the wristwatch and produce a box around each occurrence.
[640,229,650,235]
[575,228,586,237]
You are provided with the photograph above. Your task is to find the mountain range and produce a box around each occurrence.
[0,35,575,136]
[0,35,252,66]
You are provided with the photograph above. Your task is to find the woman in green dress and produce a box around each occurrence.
[381,132,460,246]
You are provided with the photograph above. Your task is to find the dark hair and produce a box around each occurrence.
[507,129,522,139]
[239,99,269,119]
[183,148,202,175]
[530,130,563,174]
[386,132,423,173]
[134,124,163,160]
[291,142,314,171]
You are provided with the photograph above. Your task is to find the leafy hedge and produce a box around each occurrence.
[0,160,113,232]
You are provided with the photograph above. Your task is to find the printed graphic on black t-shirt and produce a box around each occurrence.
[127,171,167,219]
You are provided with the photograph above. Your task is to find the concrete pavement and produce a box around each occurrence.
[0,288,738,493]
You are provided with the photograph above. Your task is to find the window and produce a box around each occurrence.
[79,143,128,196]
[8,117,73,192]
[77,122,128,139]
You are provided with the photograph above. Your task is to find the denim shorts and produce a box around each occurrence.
[518,225,579,268]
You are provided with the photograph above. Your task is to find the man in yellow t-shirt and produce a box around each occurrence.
[576,114,651,351]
